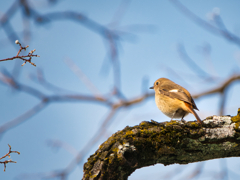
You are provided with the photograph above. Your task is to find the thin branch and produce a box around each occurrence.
[0,40,39,66]
[193,75,240,99]
[186,162,205,179]
[31,69,79,94]
[108,0,131,28]
[0,144,20,172]
[46,139,78,156]
[170,0,240,47]
[193,75,240,115]
[107,32,122,92]
[219,91,227,116]
[0,71,46,99]
[0,0,21,47]
[0,101,48,135]
[177,43,215,80]
[64,58,103,98]
[219,159,228,180]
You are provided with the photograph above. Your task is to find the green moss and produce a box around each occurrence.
[165,120,179,126]
[123,131,135,139]
[125,131,134,135]
[112,147,118,153]
[232,115,240,122]
[205,116,213,119]
[139,121,151,126]
[232,110,240,131]
[190,122,199,127]
[89,174,97,179]
[232,108,240,123]
[233,143,238,148]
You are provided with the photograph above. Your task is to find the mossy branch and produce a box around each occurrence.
[83,109,240,180]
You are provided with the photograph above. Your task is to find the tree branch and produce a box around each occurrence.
[82,109,240,180]
[0,144,20,172]
[0,40,39,66]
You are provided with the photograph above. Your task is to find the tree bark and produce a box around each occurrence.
[82,109,240,180]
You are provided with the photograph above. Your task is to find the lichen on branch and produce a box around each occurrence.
[83,109,240,180]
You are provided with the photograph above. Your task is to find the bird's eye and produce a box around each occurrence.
[156,82,159,85]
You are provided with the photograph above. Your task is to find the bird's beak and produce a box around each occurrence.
[149,86,154,89]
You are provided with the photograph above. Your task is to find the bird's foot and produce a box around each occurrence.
[181,119,187,123]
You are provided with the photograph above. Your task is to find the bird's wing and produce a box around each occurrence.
[159,87,193,106]
[159,84,199,110]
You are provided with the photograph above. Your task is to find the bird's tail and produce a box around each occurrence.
[184,102,202,124]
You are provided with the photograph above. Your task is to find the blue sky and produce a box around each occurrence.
[0,0,240,179]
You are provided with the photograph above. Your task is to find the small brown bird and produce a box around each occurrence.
[149,78,202,124]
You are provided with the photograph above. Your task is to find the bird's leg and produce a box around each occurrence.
[170,111,176,121]
[181,113,186,123]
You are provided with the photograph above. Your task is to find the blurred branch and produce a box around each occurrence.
[177,43,215,80]
[31,69,79,94]
[170,0,240,47]
[109,0,131,28]
[0,40,39,66]
[1,0,139,99]
[0,0,21,45]
[162,166,186,180]
[46,139,78,156]
[64,58,103,98]
[1,72,240,137]
[27,108,119,180]
[0,67,152,139]
[186,162,205,179]
[218,159,228,180]
[219,91,227,116]
[193,75,240,99]
[193,74,240,115]
[0,144,20,172]
[0,101,48,136]
[59,108,119,179]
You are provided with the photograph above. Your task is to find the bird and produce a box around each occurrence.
[149,78,202,124]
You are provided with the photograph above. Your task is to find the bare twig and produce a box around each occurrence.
[0,40,39,66]
[0,144,20,172]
